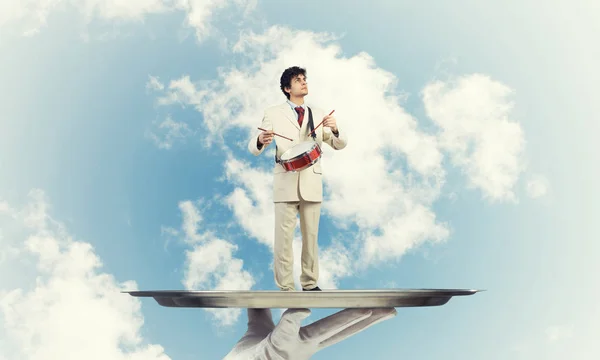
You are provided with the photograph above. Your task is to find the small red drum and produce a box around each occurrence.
[279,141,322,172]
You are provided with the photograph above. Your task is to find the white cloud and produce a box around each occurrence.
[164,199,255,326]
[80,0,171,21]
[0,0,61,36]
[146,75,165,91]
[179,200,204,242]
[183,239,253,291]
[223,157,274,248]
[0,201,21,265]
[362,203,449,264]
[175,0,257,42]
[545,325,573,342]
[422,74,526,202]
[0,0,171,36]
[0,189,170,360]
[526,174,549,198]
[145,115,194,150]
[0,201,12,213]
[0,0,255,40]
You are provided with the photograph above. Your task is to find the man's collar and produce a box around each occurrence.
[287,99,306,108]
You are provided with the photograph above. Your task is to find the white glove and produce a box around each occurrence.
[223,307,397,360]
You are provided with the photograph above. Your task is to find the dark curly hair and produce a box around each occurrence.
[280,66,307,99]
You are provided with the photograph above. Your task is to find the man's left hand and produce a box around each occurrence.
[323,115,338,133]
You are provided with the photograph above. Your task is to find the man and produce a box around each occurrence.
[248,66,348,291]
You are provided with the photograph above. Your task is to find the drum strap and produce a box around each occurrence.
[307,107,316,141]
[274,106,317,165]
[275,149,281,164]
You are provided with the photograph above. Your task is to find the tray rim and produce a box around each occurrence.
[122,289,482,308]
[124,288,482,297]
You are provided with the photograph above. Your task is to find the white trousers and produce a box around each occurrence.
[273,200,321,291]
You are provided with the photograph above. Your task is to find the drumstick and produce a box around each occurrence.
[257,128,293,141]
[309,110,335,136]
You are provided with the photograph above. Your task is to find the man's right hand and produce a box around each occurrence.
[258,130,274,146]
[223,307,397,360]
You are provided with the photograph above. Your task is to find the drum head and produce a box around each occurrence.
[280,141,317,161]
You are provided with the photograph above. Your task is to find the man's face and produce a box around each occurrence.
[286,74,308,97]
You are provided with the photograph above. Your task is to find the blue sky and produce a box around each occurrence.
[1,0,598,359]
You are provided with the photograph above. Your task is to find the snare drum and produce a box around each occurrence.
[279,141,322,172]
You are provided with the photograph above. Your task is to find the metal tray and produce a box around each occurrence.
[124,289,480,308]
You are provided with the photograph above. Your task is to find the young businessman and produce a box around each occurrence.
[248,66,348,291]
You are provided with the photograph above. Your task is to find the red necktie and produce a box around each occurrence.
[295,106,305,127]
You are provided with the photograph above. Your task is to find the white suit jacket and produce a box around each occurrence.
[248,102,348,202]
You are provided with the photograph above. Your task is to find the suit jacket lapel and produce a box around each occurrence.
[279,103,300,130]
